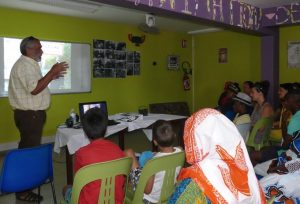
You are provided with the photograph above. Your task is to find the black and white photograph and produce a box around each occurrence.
[93,58,104,69]
[105,50,114,59]
[127,51,134,62]
[126,51,140,75]
[115,51,126,60]
[134,63,140,75]
[116,42,126,51]
[94,68,116,78]
[116,61,126,69]
[93,39,140,78]
[116,69,126,78]
[93,40,104,49]
[134,52,140,63]
[93,49,105,58]
[127,63,134,76]
[104,59,115,69]
[105,40,115,50]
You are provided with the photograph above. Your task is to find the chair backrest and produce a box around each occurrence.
[71,157,132,204]
[247,117,273,151]
[127,151,185,204]
[0,144,53,193]
[149,102,190,116]
[267,196,276,204]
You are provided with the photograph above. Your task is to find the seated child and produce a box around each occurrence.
[124,120,182,204]
[232,92,252,142]
[260,138,300,203]
[63,107,125,204]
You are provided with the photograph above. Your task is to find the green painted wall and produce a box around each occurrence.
[193,31,261,110]
[1,7,293,146]
[0,7,192,143]
[280,25,300,83]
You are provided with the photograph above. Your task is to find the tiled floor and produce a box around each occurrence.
[0,130,152,204]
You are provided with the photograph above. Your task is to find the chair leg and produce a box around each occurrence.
[38,187,41,204]
[51,181,57,204]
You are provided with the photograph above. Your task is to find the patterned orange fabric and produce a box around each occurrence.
[179,108,266,204]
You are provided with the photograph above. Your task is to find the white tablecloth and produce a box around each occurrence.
[54,113,186,155]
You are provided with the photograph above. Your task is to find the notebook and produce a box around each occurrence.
[78,101,119,126]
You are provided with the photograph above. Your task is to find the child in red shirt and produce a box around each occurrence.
[63,107,125,204]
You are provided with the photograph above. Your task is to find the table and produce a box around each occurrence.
[54,113,186,184]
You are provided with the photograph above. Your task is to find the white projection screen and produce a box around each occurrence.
[0,37,91,97]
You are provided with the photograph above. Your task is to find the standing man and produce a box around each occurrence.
[8,36,68,202]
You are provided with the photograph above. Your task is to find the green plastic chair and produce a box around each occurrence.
[61,157,132,204]
[247,117,273,151]
[267,196,276,204]
[125,151,185,204]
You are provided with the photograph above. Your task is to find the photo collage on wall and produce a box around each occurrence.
[93,39,140,78]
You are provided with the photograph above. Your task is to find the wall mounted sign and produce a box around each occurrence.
[219,48,227,63]
[167,55,179,70]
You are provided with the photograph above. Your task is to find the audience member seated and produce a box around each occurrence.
[270,83,293,142]
[63,107,125,204]
[217,81,232,112]
[243,80,254,113]
[232,92,253,142]
[252,89,300,169]
[249,81,274,145]
[217,82,240,120]
[259,138,300,203]
[169,108,265,203]
[243,80,254,96]
[124,120,182,204]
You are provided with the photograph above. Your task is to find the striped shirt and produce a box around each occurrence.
[8,55,50,110]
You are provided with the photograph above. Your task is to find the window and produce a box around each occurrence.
[0,37,91,97]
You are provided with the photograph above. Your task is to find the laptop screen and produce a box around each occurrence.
[78,101,108,121]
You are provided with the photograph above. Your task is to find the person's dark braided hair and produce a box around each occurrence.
[254,80,270,98]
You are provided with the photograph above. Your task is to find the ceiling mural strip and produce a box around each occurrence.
[91,0,264,32]
[262,3,300,27]
[91,0,300,34]
[136,0,263,31]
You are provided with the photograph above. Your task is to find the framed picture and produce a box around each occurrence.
[288,41,300,68]
[218,48,227,63]
[167,55,179,69]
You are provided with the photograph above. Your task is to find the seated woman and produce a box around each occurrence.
[254,89,300,176]
[169,108,265,204]
[243,80,254,96]
[260,138,300,203]
[271,83,293,142]
[250,80,274,128]
[232,92,253,142]
[249,81,274,149]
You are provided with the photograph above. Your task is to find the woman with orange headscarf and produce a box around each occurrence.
[169,108,266,204]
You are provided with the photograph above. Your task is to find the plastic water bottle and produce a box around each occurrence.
[70,109,77,125]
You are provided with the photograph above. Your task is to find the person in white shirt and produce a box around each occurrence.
[125,120,182,204]
[8,36,68,202]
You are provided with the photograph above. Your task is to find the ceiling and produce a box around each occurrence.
[241,0,299,8]
[0,0,299,33]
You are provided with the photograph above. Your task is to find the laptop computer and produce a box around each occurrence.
[78,101,119,126]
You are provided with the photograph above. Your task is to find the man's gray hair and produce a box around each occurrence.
[20,36,39,55]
